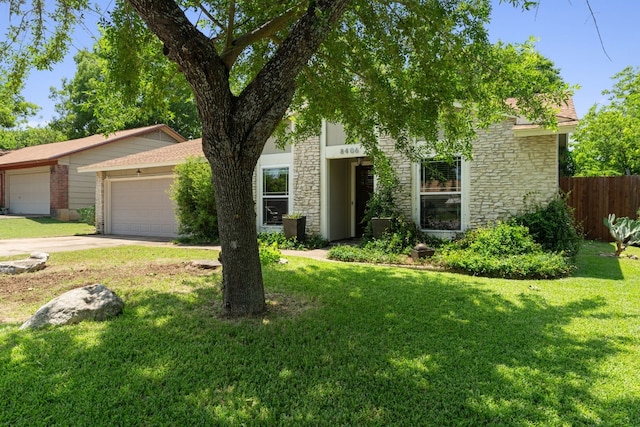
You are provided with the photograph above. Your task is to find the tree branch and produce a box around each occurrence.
[220,4,307,69]
[197,3,225,33]
[224,0,235,52]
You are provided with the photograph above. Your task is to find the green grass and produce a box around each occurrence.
[0,217,95,239]
[1,242,639,426]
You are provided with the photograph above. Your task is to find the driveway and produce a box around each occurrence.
[0,235,177,257]
[0,234,330,261]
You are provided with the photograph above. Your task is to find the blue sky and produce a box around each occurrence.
[11,0,640,125]
[488,0,640,118]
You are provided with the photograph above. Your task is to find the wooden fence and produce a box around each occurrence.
[560,176,640,241]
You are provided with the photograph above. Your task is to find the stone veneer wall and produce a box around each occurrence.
[292,135,322,234]
[95,171,105,234]
[378,135,413,219]
[468,119,558,227]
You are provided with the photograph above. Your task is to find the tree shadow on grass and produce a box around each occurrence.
[572,241,625,280]
[1,261,638,426]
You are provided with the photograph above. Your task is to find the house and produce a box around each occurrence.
[80,99,578,240]
[0,125,185,220]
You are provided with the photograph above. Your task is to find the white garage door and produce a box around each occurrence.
[8,172,50,215]
[110,178,178,237]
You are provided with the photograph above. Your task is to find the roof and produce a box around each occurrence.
[508,97,579,136]
[0,124,185,169]
[78,138,204,172]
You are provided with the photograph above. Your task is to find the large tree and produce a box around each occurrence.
[1,0,570,316]
[572,66,640,176]
[50,36,201,139]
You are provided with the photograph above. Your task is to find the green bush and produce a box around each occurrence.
[259,242,282,265]
[257,232,329,250]
[511,193,582,257]
[327,216,446,265]
[452,221,541,256]
[361,216,445,255]
[77,206,95,225]
[437,249,573,279]
[327,245,405,264]
[171,157,218,243]
[436,222,574,279]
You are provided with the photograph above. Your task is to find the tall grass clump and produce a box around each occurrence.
[77,206,95,225]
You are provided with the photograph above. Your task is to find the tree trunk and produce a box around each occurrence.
[209,152,265,316]
[127,0,351,317]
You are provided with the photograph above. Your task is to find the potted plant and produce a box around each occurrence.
[282,212,306,241]
[364,153,399,239]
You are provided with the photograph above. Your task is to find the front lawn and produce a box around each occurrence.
[0,217,95,239]
[1,242,639,425]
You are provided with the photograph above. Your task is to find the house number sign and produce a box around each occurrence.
[339,147,360,155]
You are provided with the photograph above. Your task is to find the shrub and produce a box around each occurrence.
[361,215,445,255]
[257,232,329,250]
[327,217,447,265]
[259,242,282,265]
[511,193,582,257]
[327,245,405,264]
[437,249,573,279]
[171,157,218,243]
[77,206,95,225]
[436,222,574,279]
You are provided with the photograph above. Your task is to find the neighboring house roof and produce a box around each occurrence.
[79,138,204,173]
[0,124,186,169]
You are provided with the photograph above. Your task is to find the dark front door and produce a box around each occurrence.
[355,165,374,237]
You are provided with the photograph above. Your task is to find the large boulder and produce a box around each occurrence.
[0,252,49,275]
[20,284,124,330]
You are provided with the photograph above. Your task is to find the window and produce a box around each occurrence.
[262,167,289,225]
[420,158,461,231]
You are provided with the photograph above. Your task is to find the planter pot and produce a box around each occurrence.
[371,217,392,239]
[283,216,306,241]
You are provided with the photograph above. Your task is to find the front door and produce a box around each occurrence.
[355,165,374,237]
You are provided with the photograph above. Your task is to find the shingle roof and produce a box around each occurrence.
[78,138,204,172]
[555,97,579,123]
[506,96,578,126]
[0,124,185,168]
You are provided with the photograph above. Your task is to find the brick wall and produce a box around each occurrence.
[50,164,69,220]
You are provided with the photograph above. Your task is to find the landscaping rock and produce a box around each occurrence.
[20,284,124,330]
[0,252,49,275]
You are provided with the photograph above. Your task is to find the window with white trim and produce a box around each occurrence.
[420,157,462,231]
[262,166,290,225]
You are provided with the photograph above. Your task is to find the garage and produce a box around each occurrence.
[8,171,50,215]
[109,177,178,237]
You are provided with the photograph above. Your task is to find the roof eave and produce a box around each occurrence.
[513,123,578,138]
[78,159,193,173]
[0,159,58,170]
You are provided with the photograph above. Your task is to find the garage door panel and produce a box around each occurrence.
[110,178,178,237]
[8,173,50,215]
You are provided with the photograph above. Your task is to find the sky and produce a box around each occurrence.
[7,0,640,126]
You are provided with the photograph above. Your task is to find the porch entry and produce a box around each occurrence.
[326,158,373,241]
[354,165,374,237]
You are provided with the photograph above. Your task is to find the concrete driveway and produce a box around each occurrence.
[0,234,329,260]
[0,235,178,257]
